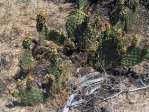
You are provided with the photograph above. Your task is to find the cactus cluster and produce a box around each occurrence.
[9,76,45,106]
[109,0,139,32]
[17,9,71,105]
[46,54,75,95]
[12,1,149,106]
[91,30,149,69]
[94,25,128,69]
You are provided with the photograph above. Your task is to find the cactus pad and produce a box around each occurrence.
[74,22,98,51]
[76,0,88,9]
[66,10,87,38]
[21,49,33,73]
[121,46,146,67]
[19,88,44,106]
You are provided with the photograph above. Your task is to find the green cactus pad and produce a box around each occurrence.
[121,46,146,67]
[74,22,98,51]
[21,49,33,73]
[76,0,87,9]
[66,10,87,38]
[95,28,124,69]
[19,88,44,106]
[38,26,48,46]
[124,11,136,32]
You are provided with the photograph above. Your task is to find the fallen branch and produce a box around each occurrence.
[78,72,100,84]
[63,70,149,112]
[63,94,77,112]
[80,77,104,88]
[102,85,149,102]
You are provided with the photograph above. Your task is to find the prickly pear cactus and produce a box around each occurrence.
[121,35,147,67]
[99,40,120,69]
[74,22,98,51]
[76,0,88,9]
[66,10,87,38]
[46,55,75,95]
[38,25,47,46]
[36,10,47,32]
[21,36,33,73]
[124,10,136,32]
[95,26,128,69]
[109,0,139,33]
[47,30,66,45]
[21,49,33,73]
[121,46,146,67]
[13,78,45,106]
[19,87,44,105]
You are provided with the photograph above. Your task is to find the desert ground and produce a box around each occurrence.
[0,0,149,112]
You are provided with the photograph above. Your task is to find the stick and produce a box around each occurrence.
[78,72,100,83]
[63,94,77,112]
[80,77,104,88]
[0,75,7,86]
[102,85,149,102]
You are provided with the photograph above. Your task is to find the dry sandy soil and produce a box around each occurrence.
[0,0,149,112]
